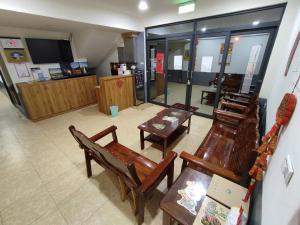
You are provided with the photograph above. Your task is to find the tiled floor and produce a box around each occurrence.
[0,90,212,225]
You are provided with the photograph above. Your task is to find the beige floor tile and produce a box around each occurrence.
[0,187,56,225]
[0,162,42,211]
[27,148,77,183]
[30,210,67,225]
[57,174,116,225]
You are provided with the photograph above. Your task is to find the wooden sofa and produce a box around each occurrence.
[69,125,177,225]
[180,102,259,186]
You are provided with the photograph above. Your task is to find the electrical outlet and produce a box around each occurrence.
[281,155,294,186]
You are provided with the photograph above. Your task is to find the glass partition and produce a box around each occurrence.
[191,36,227,116]
[147,22,194,39]
[196,7,284,32]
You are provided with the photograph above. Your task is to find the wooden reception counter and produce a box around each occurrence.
[17,75,97,121]
[96,75,135,115]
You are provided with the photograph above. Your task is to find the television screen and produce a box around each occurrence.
[25,38,73,64]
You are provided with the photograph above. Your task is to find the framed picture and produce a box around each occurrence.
[219,42,233,64]
[0,38,23,49]
[49,68,64,80]
[31,67,46,81]
[4,49,29,63]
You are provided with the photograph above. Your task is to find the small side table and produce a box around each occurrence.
[160,167,212,225]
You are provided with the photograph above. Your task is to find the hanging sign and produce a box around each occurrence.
[156,52,164,74]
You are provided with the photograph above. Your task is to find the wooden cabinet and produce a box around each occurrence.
[96,75,135,114]
[17,75,97,121]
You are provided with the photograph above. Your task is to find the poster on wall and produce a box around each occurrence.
[174,55,183,70]
[201,56,213,72]
[14,63,30,78]
[4,49,29,63]
[219,42,233,64]
[241,45,261,93]
[156,52,164,74]
[0,38,23,49]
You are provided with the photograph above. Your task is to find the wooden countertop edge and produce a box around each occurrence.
[98,74,133,81]
[16,74,97,87]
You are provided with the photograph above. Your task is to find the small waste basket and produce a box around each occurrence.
[110,105,118,117]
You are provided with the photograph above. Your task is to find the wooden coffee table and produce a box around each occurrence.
[138,108,192,157]
[160,167,212,225]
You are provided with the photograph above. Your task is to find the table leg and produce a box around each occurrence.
[140,130,145,150]
[201,91,204,104]
[163,212,173,225]
[187,117,191,134]
[163,138,167,158]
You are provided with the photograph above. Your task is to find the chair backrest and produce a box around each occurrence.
[69,125,142,186]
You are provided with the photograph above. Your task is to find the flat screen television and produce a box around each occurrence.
[25,38,74,64]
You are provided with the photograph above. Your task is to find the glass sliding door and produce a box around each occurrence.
[165,37,193,109]
[147,40,166,104]
[216,31,273,106]
[190,35,228,116]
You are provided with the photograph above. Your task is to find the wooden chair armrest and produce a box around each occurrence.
[228,92,251,99]
[223,97,250,106]
[214,109,246,121]
[140,151,177,194]
[221,101,248,112]
[90,125,117,142]
[180,151,241,183]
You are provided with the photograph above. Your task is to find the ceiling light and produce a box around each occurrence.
[138,1,148,11]
[178,1,195,14]
[234,36,240,42]
[201,27,207,32]
[252,20,260,26]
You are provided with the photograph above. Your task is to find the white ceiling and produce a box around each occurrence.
[0,9,129,33]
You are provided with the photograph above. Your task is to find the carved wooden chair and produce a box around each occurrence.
[69,125,177,225]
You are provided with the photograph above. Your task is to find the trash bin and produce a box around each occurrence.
[110,105,118,117]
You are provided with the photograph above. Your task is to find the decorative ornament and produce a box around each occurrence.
[244,93,297,201]
[116,79,124,89]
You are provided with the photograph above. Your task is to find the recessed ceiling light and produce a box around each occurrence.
[201,27,207,32]
[252,20,260,26]
[138,1,148,11]
[178,1,195,14]
[234,36,240,42]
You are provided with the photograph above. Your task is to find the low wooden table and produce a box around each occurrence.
[160,167,212,225]
[138,108,192,157]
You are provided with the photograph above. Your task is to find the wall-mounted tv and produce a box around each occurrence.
[25,38,74,64]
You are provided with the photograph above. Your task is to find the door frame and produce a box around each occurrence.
[164,34,194,109]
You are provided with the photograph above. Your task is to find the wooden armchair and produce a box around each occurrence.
[69,125,177,225]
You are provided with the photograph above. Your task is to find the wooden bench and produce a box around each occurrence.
[69,125,177,225]
[180,105,259,186]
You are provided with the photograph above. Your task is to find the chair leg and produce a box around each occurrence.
[84,150,92,178]
[137,194,145,225]
[167,164,174,189]
[118,177,127,202]
[130,188,137,215]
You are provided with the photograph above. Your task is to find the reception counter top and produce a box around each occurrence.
[17,75,97,121]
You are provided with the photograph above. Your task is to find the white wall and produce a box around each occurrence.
[0,26,72,90]
[259,0,300,224]
[72,29,123,68]
[96,48,119,76]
